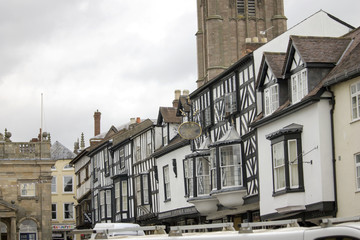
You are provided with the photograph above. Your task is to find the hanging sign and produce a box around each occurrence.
[178,122,202,139]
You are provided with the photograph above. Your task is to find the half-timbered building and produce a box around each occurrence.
[131,119,162,224]
[185,53,260,223]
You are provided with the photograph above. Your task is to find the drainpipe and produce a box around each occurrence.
[327,87,338,217]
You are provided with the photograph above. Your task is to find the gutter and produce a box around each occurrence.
[327,87,338,217]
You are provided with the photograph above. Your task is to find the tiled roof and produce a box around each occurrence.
[265,52,286,79]
[323,27,360,86]
[51,141,76,160]
[158,107,182,124]
[290,35,351,64]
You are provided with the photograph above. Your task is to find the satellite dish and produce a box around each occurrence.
[178,122,202,140]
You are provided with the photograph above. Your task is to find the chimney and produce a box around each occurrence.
[94,110,101,136]
[183,89,189,96]
[172,89,181,108]
[136,117,141,123]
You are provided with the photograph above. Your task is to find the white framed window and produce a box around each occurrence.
[20,183,36,197]
[273,141,285,191]
[288,139,299,188]
[351,81,360,120]
[51,176,57,193]
[115,182,120,213]
[163,165,171,200]
[142,175,149,204]
[52,204,57,220]
[63,176,73,193]
[121,180,128,211]
[64,203,74,220]
[264,84,279,116]
[106,190,111,217]
[219,145,242,188]
[100,191,105,219]
[184,158,194,197]
[196,156,210,195]
[356,153,360,191]
[291,69,308,104]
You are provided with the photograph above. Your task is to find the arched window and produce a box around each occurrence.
[19,219,37,240]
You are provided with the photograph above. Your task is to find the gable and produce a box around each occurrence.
[290,50,304,71]
[0,200,18,212]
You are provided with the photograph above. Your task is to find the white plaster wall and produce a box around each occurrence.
[169,123,180,141]
[154,126,163,150]
[156,145,193,213]
[332,77,360,217]
[257,99,334,216]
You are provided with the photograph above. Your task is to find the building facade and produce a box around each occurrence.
[0,132,54,240]
[51,141,77,240]
[322,27,360,218]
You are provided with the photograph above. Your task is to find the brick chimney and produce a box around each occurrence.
[172,89,181,108]
[136,117,141,123]
[94,110,101,136]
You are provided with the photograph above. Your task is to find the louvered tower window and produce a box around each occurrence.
[237,0,255,16]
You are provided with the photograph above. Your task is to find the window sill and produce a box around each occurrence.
[272,188,304,197]
[350,118,360,124]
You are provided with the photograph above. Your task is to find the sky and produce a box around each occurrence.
[0,0,359,151]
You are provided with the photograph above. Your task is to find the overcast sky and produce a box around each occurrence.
[0,0,359,151]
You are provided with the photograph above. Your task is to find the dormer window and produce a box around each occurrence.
[291,69,308,104]
[264,84,279,116]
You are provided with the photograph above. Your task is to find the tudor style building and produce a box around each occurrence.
[196,0,287,87]
[252,33,356,223]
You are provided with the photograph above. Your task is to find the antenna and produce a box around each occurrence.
[41,93,43,142]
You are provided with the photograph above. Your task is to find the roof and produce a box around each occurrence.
[51,141,76,160]
[283,36,352,74]
[256,52,286,88]
[157,107,182,125]
[112,119,155,147]
[323,27,360,86]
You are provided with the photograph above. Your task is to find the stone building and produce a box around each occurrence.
[196,0,287,87]
[0,131,55,240]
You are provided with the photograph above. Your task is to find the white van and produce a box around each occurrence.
[89,223,145,239]
[80,217,360,240]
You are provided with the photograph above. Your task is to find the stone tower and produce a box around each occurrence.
[196,0,287,87]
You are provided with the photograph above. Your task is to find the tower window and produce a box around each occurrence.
[237,0,255,16]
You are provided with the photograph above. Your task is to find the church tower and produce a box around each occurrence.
[196,0,287,87]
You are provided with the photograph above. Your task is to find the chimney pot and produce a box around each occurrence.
[136,117,141,123]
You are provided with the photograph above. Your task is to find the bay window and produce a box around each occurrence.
[267,124,304,194]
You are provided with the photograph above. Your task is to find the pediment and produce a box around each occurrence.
[0,200,18,212]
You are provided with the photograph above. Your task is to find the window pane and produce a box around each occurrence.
[64,176,73,192]
[273,142,285,190]
[122,181,128,211]
[356,154,360,190]
[51,177,57,193]
[288,140,299,187]
[64,203,74,219]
